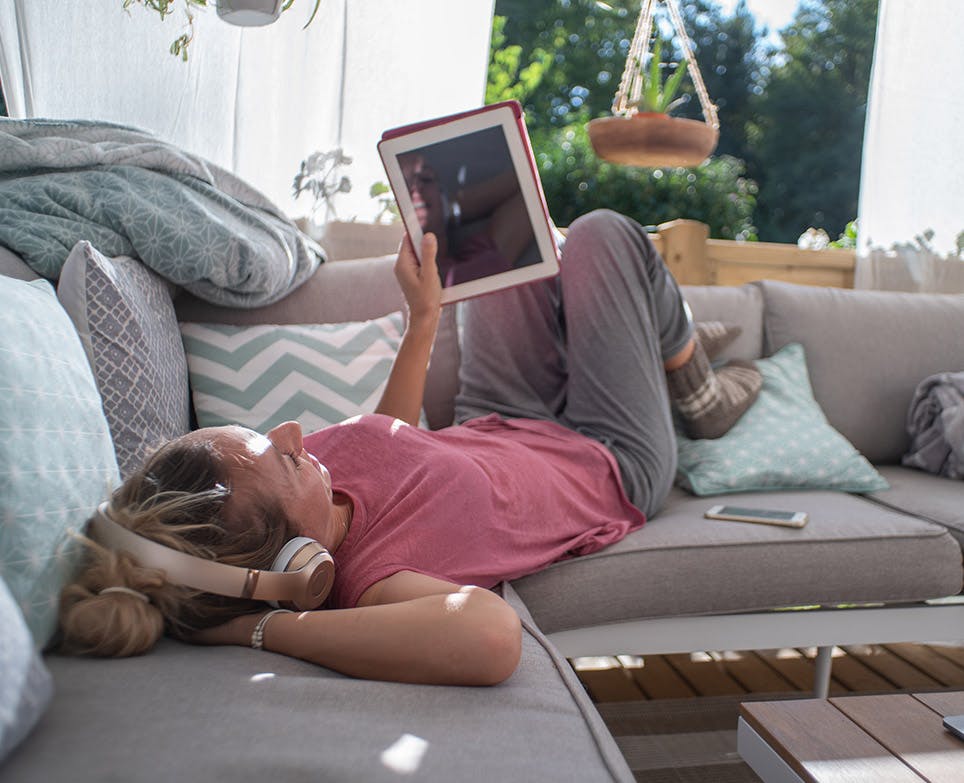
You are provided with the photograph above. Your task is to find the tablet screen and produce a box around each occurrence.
[379,102,559,304]
[398,126,539,288]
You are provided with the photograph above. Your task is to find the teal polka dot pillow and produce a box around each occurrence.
[0,277,119,648]
[676,343,889,496]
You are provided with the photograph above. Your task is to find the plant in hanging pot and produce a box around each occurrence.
[587,0,720,169]
[122,0,322,60]
[633,38,689,117]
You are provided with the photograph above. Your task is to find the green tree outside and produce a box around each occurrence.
[488,0,878,243]
[747,0,879,241]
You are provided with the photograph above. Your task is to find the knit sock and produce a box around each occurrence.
[667,340,762,440]
[694,321,742,362]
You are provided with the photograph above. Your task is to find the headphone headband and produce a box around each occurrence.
[88,502,334,609]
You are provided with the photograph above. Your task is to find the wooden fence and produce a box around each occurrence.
[652,219,857,288]
[323,217,858,289]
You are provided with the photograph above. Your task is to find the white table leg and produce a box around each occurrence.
[737,717,806,783]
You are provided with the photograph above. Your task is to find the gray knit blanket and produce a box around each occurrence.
[902,371,964,479]
[0,119,322,307]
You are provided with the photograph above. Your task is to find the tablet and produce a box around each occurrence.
[378,101,561,304]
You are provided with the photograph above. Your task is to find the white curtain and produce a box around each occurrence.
[0,0,494,221]
[856,0,964,292]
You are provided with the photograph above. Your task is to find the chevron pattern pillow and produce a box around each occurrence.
[180,313,407,434]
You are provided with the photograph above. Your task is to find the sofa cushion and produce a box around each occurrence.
[0,245,37,281]
[57,242,191,479]
[0,576,53,764]
[870,466,964,548]
[0,277,119,647]
[676,343,887,495]
[1,585,632,783]
[174,255,460,429]
[681,283,764,360]
[512,487,962,635]
[180,313,408,432]
[758,281,964,464]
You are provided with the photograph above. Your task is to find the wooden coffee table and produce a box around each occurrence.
[738,692,964,782]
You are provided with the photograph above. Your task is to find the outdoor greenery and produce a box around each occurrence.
[489,0,879,242]
[633,38,688,114]
[538,123,757,239]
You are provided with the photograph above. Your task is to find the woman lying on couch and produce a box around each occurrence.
[59,210,761,686]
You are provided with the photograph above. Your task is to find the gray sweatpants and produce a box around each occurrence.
[455,209,693,518]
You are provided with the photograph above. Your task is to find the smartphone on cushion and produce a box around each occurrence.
[704,505,809,528]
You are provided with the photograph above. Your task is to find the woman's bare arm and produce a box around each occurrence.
[191,571,523,686]
[373,233,442,426]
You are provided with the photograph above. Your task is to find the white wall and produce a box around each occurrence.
[0,0,494,221]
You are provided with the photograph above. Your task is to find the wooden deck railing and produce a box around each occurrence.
[324,217,858,288]
[652,219,857,288]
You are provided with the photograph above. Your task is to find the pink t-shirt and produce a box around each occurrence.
[303,413,646,608]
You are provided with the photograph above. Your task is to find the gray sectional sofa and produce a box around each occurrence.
[2,244,963,783]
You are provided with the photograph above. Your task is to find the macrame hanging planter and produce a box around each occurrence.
[588,0,719,167]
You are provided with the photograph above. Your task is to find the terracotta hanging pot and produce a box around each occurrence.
[591,0,720,168]
[587,113,718,168]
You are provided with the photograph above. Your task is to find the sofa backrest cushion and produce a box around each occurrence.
[759,281,964,464]
[680,283,764,360]
[174,256,461,430]
[57,242,191,479]
[0,245,37,281]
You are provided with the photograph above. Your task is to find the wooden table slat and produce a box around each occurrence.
[740,699,925,782]
[830,694,964,783]
[913,691,964,717]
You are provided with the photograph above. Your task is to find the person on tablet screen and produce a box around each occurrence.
[59,211,762,686]
[399,151,536,287]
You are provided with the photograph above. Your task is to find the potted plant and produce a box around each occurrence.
[122,0,322,60]
[292,147,353,234]
[587,2,719,168]
[634,38,689,116]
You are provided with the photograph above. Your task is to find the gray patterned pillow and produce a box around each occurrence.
[57,241,191,478]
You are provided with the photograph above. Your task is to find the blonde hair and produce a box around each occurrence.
[59,436,290,657]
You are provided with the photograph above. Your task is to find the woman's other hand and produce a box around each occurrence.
[394,232,441,324]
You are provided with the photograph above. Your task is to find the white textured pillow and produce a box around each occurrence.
[181,312,407,433]
[0,277,119,647]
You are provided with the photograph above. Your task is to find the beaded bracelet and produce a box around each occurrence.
[250,608,293,650]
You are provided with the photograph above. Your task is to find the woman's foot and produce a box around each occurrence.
[694,321,742,361]
[667,340,762,439]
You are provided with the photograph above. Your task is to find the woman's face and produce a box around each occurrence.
[194,421,338,547]
[400,154,445,236]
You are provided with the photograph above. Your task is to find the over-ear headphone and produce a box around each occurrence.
[89,502,335,610]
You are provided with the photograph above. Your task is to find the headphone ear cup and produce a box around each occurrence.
[268,537,335,610]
